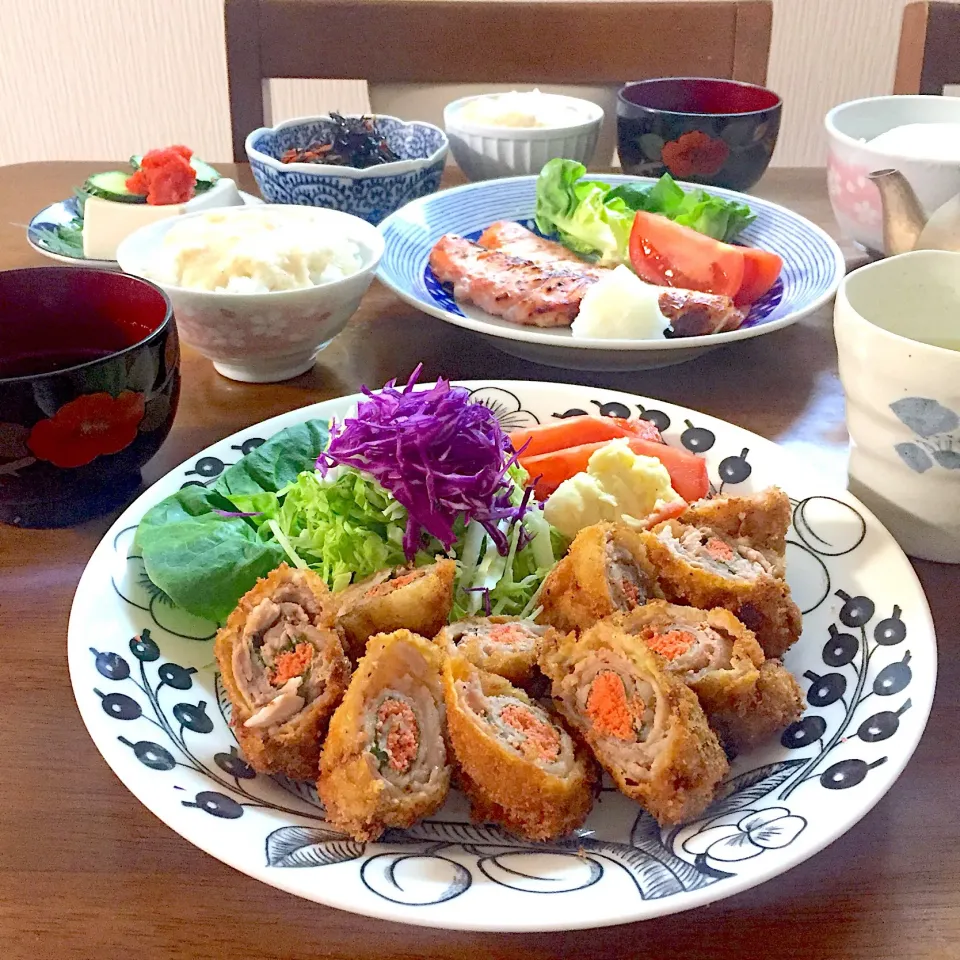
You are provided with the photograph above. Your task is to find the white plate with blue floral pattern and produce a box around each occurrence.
[377,176,845,371]
[68,381,935,931]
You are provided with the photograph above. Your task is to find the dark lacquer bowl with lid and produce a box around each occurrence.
[0,267,179,527]
[617,77,782,191]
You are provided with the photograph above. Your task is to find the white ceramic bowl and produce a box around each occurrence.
[825,95,960,253]
[835,250,960,562]
[116,205,384,383]
[443,93,603,181]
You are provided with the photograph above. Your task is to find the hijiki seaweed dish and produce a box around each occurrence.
[280,113,400,168]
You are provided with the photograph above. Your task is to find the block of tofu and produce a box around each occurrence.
[82,178,243,260]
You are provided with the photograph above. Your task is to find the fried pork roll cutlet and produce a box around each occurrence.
[438,616,548,689]
[335,560,456,661]
[214,563,351,781]
[539,522,663,633]
[681,487,792,577]
[540,622,728,825]
[318,629,450,841]
[442,649,596,840]
[641,519,802,659]
[610,601,804,750]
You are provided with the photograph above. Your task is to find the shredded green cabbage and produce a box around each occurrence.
[226,462,566,621]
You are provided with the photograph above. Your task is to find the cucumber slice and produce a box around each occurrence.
[129,154,220,191]
[83,171,146,204]
[190,157,221,191]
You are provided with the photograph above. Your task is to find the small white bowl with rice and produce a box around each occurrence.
[444,90,603,181]
[825,94,960,253]
[117,205,383,382]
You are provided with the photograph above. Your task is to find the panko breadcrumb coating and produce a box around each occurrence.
[437,616,547,691]
[443,648,596,840]
[335,559,456,661]
[318,629,450,841]
[641,518,802,658]
[539,522,663,634]
[214,563,351,781]
[540,621,728,826]
[607,601,804,750]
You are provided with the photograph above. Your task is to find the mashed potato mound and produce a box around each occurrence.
[151,208,364,293]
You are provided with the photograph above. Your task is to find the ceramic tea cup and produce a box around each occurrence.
[834,250,960,562]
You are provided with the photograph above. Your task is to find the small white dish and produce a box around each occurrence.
[116,205,384,383]
[443,92,603,181]
[67,379,935,930]
[825,95,960,253]
[835,249,960,562]
[27,191,262,271]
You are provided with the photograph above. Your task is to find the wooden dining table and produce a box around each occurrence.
[0,162,956,960]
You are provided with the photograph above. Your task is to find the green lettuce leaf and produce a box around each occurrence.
[135,485,287,623]
[274,469,435,591]
[534,159,633,264]
[135,419,330,622]
[213,419,329,497]
[605,173,756,242]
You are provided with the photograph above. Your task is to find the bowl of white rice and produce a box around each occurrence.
[117,205,384,382]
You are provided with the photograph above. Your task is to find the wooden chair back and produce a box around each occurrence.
[225,0,773,161]
[894,1,960,94]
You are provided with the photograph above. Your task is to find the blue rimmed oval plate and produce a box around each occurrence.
[67,380,934,931]
[378,176,845,371]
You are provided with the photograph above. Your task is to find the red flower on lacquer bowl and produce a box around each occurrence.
[27,391,145,468]
[661,131,730,178]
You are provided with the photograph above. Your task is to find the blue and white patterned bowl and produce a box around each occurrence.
[378,175,847,371]
[246,115,449,225]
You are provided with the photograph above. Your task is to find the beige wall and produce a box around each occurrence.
[0,0,915,168]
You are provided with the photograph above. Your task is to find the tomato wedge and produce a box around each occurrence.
[521,437,709,502]
[629,211,744,298]
[509,415,662,458]
[628,211,783,305]
[735,248,784,306]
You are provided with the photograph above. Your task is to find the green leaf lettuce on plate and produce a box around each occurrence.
[534,159,757,264]
[534,159,634,264]
[606,173,756,242]
[135,420,330,623]
[135,418,563,625]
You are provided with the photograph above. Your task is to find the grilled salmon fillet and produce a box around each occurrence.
[430,235,597,327]
[478,221,608,277]
[430,222,746,335]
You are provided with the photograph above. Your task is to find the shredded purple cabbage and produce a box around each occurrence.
[317,366,525,558]
[466,586,493,617]
[213,509,263,518]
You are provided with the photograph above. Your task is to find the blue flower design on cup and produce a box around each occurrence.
[890,397,960,472]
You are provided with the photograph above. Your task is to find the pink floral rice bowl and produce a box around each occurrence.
[115,206,384,383]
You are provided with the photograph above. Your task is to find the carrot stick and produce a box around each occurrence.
[509,416,661,458]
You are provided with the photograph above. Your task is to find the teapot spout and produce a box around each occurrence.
[868,169,927,256]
